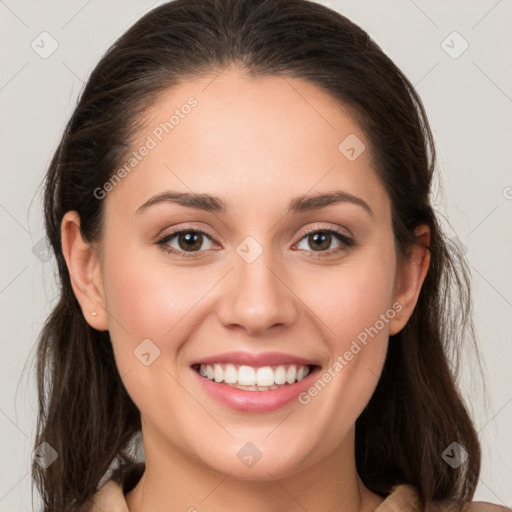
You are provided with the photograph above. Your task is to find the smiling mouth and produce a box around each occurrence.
[191,363,318,391]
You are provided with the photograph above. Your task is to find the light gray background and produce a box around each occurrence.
[1,1,511,510]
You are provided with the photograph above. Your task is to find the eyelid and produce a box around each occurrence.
[156,223,217,242]
[157,222,352,242]
[155,224,218,248]
[295,223,353,241]
[156,222,355,258]
[293,225,355,257]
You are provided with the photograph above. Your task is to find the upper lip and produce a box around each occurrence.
[190,351,319,368]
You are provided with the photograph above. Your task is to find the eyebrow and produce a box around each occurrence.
[135,189,374,217]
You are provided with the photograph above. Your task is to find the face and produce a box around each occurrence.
[69,67,423,481]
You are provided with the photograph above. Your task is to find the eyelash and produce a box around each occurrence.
[156,225,355,259]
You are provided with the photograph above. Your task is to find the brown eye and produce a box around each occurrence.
[295,228,354,256]
[306,232,333,251]
[176,232,204,251]
[157,229,216,258]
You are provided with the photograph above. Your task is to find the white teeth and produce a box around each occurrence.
[197,363,312,388]
[213,364,223,383]
[274,365,287,385]
[286,365,296,384]
[238,365,256,386]
[256,366,274,387]
[223,364,238,384]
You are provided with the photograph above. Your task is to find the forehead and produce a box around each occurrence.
[104,67,390,220]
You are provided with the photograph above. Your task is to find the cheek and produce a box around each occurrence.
[305,251,397,347]
[103,235,397,359]
[297,246,396,407]
[101,251,212,420]
[101,249,213,368]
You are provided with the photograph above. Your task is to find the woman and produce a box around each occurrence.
[32,0,510,511]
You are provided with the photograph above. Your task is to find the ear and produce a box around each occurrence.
[61,211,109,331]
[389,224,430,336]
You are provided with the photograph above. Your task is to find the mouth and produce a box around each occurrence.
[191,362,319,392]
[190,352,322,413]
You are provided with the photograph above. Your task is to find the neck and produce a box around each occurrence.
[126,424,384,512]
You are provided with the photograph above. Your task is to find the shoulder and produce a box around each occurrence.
[433,499,511,512]
[463,505,512,512]
[88,480,129,512]
[88,476,511,512]
[377,484,511,512]
[86,463,144,511]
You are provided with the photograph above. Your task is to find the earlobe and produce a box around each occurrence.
[60,211,109,331]
[389,224,430,336]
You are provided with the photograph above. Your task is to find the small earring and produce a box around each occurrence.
[90,311,97,317]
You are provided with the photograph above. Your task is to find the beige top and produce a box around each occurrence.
[88,465,511,512]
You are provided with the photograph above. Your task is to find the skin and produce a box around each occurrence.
[61,66,430,512]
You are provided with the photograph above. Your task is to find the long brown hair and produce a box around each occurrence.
[32,0,483,510]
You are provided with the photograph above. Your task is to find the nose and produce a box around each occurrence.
[216,246,299,336]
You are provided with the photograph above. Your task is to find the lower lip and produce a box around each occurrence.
[192,366,320,413]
